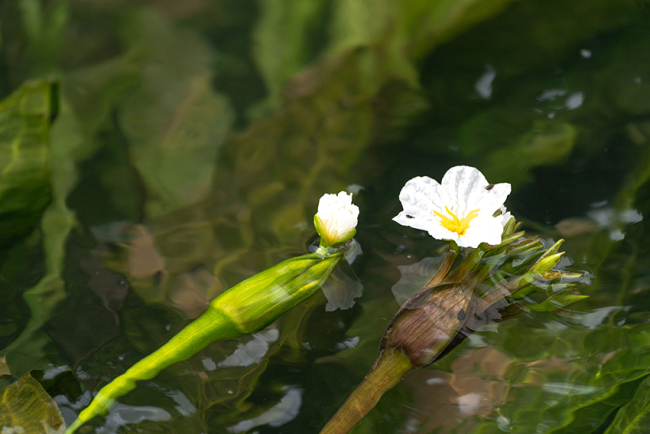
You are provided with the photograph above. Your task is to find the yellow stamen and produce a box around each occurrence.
[432,206,480,236]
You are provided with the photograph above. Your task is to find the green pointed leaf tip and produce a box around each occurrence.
[66,252,342,433]
[0,80,56,247]
[0,371,66,433]
[527,292,589,312]
[531,252,565,275]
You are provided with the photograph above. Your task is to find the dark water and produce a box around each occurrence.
[1,0,650,433]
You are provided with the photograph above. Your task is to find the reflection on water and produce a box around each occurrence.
[218,328,280,368]
[1,0,650,432]
[98,404,171,434]
[228,387,303,433]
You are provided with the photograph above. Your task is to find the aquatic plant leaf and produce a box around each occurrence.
[0,79,54,247]
[526,291,588,312]
[34,369,83,404]
[330,0,518,83]
[252,0,518,118]
[2,97,82,374]
[604,376,650,434]
[251,0,330,116]
[0,371,66,433]
[118,10,234,218]
[442,320,650,434]
[461,116,578,185]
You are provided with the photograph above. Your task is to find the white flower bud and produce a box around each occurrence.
[315,192,359,247]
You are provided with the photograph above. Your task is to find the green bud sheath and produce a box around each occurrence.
[66,252,342,434]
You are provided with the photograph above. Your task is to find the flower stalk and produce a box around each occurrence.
[66,191,359,434]
[320,210,586,434]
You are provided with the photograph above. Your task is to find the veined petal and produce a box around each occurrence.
[394,166,512,247]
[441,166,488,217]
[393,176,442,232]
[475,183,511,216]
[441,166,510,217]
[461,213,504,247]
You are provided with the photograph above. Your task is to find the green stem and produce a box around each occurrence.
[65,309,239,434]
[66,252,342,434]
[319,348,414,434]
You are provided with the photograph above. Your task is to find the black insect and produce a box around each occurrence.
[485,183,494,191]
[406,215,414,219]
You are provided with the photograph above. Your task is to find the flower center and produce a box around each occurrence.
[432,206,480,236]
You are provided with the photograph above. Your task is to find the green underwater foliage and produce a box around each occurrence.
[1,0,650,432]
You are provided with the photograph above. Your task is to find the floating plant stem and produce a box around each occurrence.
[319,348,414,434]
[320,279,481,434]
[66,191,360,434]
[322,167,587,433]
[66,252,342,434]
[320,233,584,433]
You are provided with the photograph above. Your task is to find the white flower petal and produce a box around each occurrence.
[393,166,512,247]
[461,213,505,247]
[393,176,441,231]
[316,191,359,245]
[474,183,511,216]
[441,166,489,217]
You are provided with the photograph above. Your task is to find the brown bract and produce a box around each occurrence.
[382,282,479,367]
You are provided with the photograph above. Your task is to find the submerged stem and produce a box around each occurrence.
[65,253,342,434]
[320,348,414,434]
[65,309,240,434]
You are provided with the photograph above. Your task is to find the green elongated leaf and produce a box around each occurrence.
[2,96,83,375]
[0,79,55,247]
[605,376,650,434]
[18,0,68,76]
[526,291,588,312]
[252,0,518,117]
[251,0,330,116]
[0,371,65,433]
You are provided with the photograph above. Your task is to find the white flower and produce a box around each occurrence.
[314,191,360,247]
[393,166,511,248]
